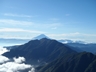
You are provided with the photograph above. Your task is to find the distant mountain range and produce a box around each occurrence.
[2,34,96,53]
[67,43,96,54]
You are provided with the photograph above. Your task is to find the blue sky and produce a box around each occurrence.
[0,0,96,42]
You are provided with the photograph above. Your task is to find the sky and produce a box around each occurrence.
[0,0,96,42]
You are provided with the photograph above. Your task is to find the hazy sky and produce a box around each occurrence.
[0,0,96,42]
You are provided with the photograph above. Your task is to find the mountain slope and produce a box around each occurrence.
[3,38,77,64]
[38,52,96,72]
[67,43,96,53]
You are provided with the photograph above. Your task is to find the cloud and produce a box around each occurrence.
[0,55,9,63]
[4,13,33,18]
[0,47,9,55]
[0,28,47,39]
[0,47,35,72]
[0,62,32,72]
[48,32,96,39]
[0,19,33,25]
[0,47,10,63]
[47,32,96,43]
[13,57,25,63]
[0,28,46,33]
[28,67,35,72]
[28,22,62,29]
[0,18,62,29]
[0,19,61,29]
[48,32,80,37]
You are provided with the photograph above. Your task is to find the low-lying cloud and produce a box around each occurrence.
[0,46,9,55]
[0,62,32,72]
[0,55,9,63]
[0,46,35,72]
[13,57,25,63]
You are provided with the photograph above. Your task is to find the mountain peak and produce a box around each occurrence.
[38,34,46,37]
[32,34,50,40]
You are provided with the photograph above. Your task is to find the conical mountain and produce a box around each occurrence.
[32,34,50,40]
[3,38,77,64]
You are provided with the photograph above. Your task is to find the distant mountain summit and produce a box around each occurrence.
[32,34,50,40]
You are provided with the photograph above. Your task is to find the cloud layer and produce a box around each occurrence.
[4,13,33,18]
[0,47,35,72]
[0,55,9,63]
[0,28,46,33]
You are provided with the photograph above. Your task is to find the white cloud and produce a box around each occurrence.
[48,32,80,37]
[0,28,47,39]
[0,28,46,33]
[0,43,36,72]
[0,47,35,72]
[0,19,33,25]
[4,13,33,18]
[29,67,35,72]
[0,62,32,72]
[0,56,35,72]
[0,47,9,63]
[13,57,25,63]
[0,19,62,29]
[29,22,62,29]
[0,19,61,31]
[0,55,9,63]
[47,32,96,43]
[0,47,9,55]
[48,32,96,39]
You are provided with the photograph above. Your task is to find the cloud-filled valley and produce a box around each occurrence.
[0,46,35,72]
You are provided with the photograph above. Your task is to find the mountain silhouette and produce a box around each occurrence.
[3,38,77,64]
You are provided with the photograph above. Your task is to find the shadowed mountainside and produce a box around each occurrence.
[3,38,77,64]
[37,52,96,72]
